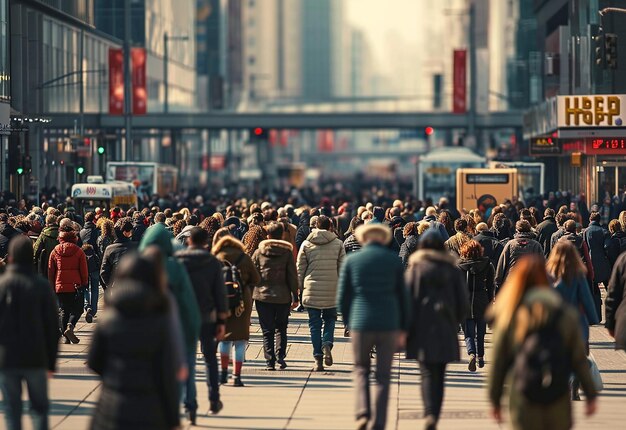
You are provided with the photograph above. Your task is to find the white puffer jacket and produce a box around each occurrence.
[297,229,346,309]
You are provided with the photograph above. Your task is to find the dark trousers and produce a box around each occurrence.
[463,318,486,357]
[0,368,48,430]
[83,271,100,315]
[256,301,290,364]
[56,292,82,329]
[200,323,220,403]
[352,331,397,430]
[419,362,447,420]
[593,281,604,322]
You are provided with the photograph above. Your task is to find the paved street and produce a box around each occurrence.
[2,308,626,430]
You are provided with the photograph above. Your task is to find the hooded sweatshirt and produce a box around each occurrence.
[297,229,345,309]
[48,231,88,294]
[139,224,201,355]
[457,257,495,320]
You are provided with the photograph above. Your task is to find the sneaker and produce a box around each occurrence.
[344,328,351,337]
[277,359,287,369]
[233,376,244,387]
[220,370,228,385]
[85,310,93,324]
[209,400,223,415]
[186,408,197,425]
[265,362,276,371]
[64,324,80,344]
[478,357,485,368]
[322,344,333,367]
[468,354,477,372]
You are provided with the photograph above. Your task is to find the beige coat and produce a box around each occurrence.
[297,229,345,309]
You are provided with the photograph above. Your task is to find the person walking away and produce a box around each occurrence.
[605,219,626,271]
[175,227,228,423]
[405,229,469,430]
[81,244,100,323]
[96,218,115,257]
[423,207,449,241]
[88,253,180,430]
[559,220,596,311]
[100,218,137,290]
[605,251,626,352]
[48,225,88,344]
[399,222,419,270]
[473,222,504,268]
[212,233,261,385]
[252,222,299,370]
[495,220,544,293]
[488,256,598,430]
[583,212,611,319]
[457,240,495,372]
[297,215,345,371]
[33,214,59,277]
[0,214,21,259]
[343,217,365,255]
[547,241,599,400]
[536,208,558,257]
[337,223,409,430]
[444,218,471,256]
[0,236,60,430]
[138,224,203,413]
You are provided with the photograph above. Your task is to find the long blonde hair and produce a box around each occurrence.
[546,241,586,283]
[488,255,551,343]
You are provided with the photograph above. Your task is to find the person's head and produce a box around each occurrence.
[355,223,392,245]
[45,214,58,227]
[114,217,133,239]
[546,241,587,284]
[620,211,626,232]
[8,235,33,266]
[266,222,284,240]
[84,211,95,223]
[555,212,568,228]
[418,229,445,251]
[454,218,468,234]
[309,215,319,228]
[211,227,232,248]
[488,255,550,338]
[316,215,332,231]
[544,208,555,219]
[187,226,209,248]
[475,222,488,233]
[609,219,622,235]
[59,217,74,232]
[563,219,577,234]
[417,222,430,235]
[515,220,531,233]
[460,240,483,260]
[348,216,364,234]
[425,206,437,217]
[403,222,417,238]
[154,212,166,224]
[113,249,168,303]
[589,212,601,223]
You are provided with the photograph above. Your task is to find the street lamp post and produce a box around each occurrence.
[163,32,189,113]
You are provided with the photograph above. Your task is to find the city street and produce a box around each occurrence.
[3,308,625,430]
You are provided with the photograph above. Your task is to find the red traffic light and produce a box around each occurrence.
[254,127,264,136]
[425,126,434,136]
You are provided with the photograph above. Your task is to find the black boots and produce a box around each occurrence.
[322,345,333,367]
[63,324,79,344]
[313,356,324,372]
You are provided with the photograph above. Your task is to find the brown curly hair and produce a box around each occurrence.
[460,239,483,260]
[242,224,266,255]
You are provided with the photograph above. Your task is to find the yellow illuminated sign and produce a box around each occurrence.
[563,96,621,126]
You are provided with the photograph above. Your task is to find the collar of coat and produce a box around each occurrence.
[408,249,458,266]
[212,235,245,255]
[258,239,293,252]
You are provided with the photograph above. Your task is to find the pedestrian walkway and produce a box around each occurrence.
[2,311,626,429]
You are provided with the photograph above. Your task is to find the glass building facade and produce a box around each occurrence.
[0,0,8,102]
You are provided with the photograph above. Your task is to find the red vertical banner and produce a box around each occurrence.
[108,48,124,115]
[453,49,467,114]
[269,129,278,147]
[131,47,147,115]
[317,130,334,152]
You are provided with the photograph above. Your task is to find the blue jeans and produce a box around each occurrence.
[182,323,220,412]
[463,318,486,357]
[182,351,198,412]
[83,272,99,315]
[0,368,48,430]
[219,340,247,362]
[307,307,337,357]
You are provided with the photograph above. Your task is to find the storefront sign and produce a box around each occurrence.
[108,48,124,115]
[557,95,626,127]
[586,137,626,155]
[530,136,562,155]
[453,50,467,114]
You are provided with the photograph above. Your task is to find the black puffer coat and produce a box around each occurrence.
[88,281,179,430]
[457,257,495,320]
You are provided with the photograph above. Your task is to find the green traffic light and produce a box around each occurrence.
[16,167,23,175]
[77,167,85,175]
[97,146,105,155]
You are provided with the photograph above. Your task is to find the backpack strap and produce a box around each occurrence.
[233,252,245,266]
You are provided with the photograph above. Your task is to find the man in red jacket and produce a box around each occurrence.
[48,227,88,344]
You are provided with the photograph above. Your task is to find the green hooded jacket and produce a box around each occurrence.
[139,224,200,355]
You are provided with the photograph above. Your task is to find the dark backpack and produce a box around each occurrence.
[35,245,48,277]
[223,253,246,315]
[513,307,571,403]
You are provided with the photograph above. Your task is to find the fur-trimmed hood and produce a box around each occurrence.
[257,239,293,257]
[212,235,245,255]
[408,248,458,266]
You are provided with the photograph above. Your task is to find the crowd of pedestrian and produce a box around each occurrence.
[1,189,626,430]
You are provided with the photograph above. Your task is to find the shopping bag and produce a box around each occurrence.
[588,354,604,392]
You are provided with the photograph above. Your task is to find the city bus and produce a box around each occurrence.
[456,168,518,214]
[489,161,545,201]
[418,147,486,202]
[71,181,138,215]
[106,162,179,200]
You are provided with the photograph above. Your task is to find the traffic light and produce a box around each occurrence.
[250,127,269,140]
[16,167,23,175]
[97,145,105,155]
[424,126,435,137]
[605,33,618,69]
[594,32,605,67]
[77,166,85,175]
